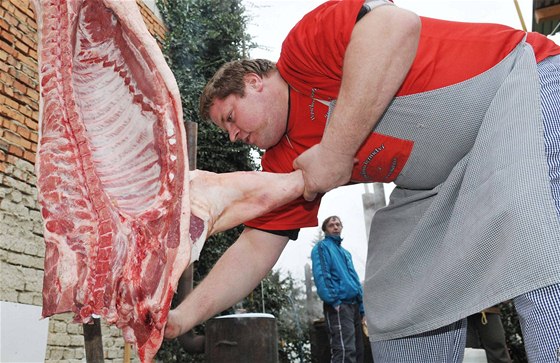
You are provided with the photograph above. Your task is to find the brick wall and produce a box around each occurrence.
[0,1,167,362]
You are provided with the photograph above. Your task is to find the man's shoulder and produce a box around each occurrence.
[312,239,324,248]
[311,239,327,251]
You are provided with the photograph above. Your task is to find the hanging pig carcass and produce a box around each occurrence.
[31,0,302,361]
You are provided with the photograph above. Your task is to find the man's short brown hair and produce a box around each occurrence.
[199,59,277,121]
[321,216,342,232]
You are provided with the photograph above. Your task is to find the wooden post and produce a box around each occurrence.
[123,342,131,363]
[186,121,197,170]
[83,318,104,362]
[172,120,205,354]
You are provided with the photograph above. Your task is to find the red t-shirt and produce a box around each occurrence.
[245,0,560,232]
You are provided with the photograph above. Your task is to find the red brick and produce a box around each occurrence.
[1,29,16,44]
[19,105,33,118]
[0,39,16,56]
[4,54,17,67]
[16,70,34,87]
[26,87,38,100]
[6,154,19,165]
[2,105,25,124]
[3,119,18,132]
[0,17,9,32]
[3,95,18,109]
[20,62,38,79]
[23,150,35,164]
[0,69,14,85]
[11,5,28,24]
[25,116,38,130]
[13,79,26,93]
[3,83,14,97]
[10,24,23,40]
[19,32,35,51]
[29,100,38,112]
[17,124,30,140]
[18,136,31,150]
[3,10,17,28]
[4,129,22,143]
[12,0,34,19]
[8,144,24,157]
[12,91,31,105]
[14,39,29,54]
[6,64,17,78]
[16,52,35,68]
[28,47,37,60]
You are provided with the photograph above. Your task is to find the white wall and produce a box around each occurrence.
[0,301,49,363]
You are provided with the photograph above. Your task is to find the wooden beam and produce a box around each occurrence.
[535,4,560,23]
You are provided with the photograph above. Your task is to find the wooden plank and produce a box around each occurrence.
[83,318,104,363]
[535,4,560,23]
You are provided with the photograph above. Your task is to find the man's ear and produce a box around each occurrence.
[244,73,264,91]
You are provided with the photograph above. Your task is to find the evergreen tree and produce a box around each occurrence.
[154,1,312,361]
[155,1,256,361]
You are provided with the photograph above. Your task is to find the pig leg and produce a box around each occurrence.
[189,169,304,237]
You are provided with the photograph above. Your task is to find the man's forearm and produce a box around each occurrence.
[171,228,289,333]
[292,5,421,201]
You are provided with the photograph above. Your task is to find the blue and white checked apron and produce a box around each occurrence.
[363,40,560,342]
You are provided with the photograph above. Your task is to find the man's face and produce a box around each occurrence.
[325,218,342,237]
[208,77,287,150]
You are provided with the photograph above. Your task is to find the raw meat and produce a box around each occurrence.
[31,0,303,361]
[33,0,190,360]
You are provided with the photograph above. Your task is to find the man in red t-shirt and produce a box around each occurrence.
[165,1,560,361]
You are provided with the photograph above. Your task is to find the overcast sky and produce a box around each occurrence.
[242,0,555,282]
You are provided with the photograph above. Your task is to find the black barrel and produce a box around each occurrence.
[311,318,374,363]
[205,313,278,363]
[310,319,330,363]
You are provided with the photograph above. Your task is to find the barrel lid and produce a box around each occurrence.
[215,313,275,319]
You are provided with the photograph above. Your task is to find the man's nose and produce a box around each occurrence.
[228,126,239,142]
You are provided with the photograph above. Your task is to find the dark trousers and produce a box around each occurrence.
[324,302,364,363]
[466,312,512,363]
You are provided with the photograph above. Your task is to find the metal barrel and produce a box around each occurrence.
[205,313,278,363]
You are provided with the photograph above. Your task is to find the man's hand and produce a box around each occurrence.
[164,309,186,339]
[293,143,355,201]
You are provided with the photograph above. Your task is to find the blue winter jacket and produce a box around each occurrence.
[311,235,364,314]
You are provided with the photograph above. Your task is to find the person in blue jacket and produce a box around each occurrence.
[311,215,365,363]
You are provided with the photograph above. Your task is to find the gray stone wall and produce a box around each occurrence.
[1,157,43,305]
